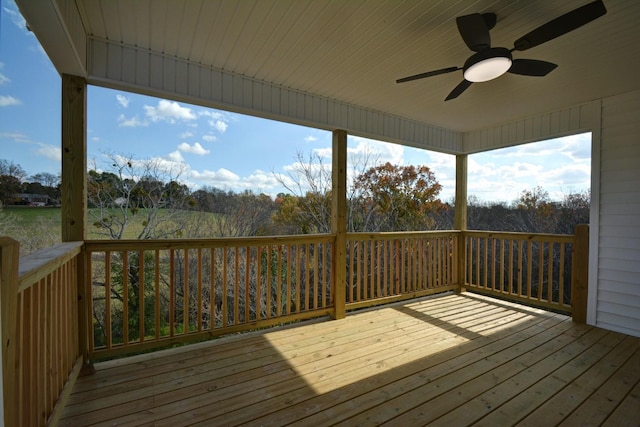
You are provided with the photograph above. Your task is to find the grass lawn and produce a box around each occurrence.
[0,206,61,227]
[1,207,221,251]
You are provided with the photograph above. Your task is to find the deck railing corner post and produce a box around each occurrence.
[571,224,589,323]
[76,244,95,374]
[456,231,467,293]
[0,237,20,427]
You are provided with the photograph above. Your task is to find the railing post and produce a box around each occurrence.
[0,237,20,427]
[331,129,347,319]
[77,247,94,375]
[571,224,589,323]
[454,155,468,291]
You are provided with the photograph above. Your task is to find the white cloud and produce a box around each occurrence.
[3,3,28,32]
[348,136,404,166]
[178,142,210,155]
[305,135,317,142]
[210,120,228,133]
[166,150,185,163]
[35,143,61,161]
[116,94,130,108]
[180,131,195,139]
[0,132,30,143]
[0,64,9,85]
[190,168,284,194]
[118,114,147,127]
[144,100,196,123]
[0,95,21,106]
[198,110,235,133]
[202,134,217,142]
[191,168,240,186]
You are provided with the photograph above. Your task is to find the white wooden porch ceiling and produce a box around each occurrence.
[16,0,640,138]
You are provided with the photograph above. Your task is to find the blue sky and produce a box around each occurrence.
[0,1,590,204]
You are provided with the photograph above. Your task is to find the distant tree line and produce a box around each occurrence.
[1,154,590,244]
[0,159,61,206]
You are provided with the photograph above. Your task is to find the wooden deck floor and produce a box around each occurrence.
[60,292,640,426]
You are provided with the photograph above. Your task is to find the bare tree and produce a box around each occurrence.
[88,152,193,239]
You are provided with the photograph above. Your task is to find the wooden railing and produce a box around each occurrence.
[0,238,84,427]
[1,226,589,424]
[346,231,460,309]
[462,229,585,314]
[84,235,335,359]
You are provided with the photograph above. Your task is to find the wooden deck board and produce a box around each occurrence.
[60,293,640,426]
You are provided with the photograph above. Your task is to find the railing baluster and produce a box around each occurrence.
[559,242,566,305]
[183,249,189,335]
[223,247,228,326]
[198,248,203,332]
[245,246,251,323]
[155,250,160,340]
[169,249,175,337]
[139,250,145,342]
[105,251,111,348]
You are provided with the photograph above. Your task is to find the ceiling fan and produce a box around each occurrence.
[396,0,607,101]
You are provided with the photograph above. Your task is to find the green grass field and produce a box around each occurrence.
[0,207,222,254]
[0,206,61,227]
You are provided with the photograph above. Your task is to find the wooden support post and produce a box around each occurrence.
[571,224,589,323]
[454,154,468,290]
[61,74,87,242]
[0,237,20,427]
[331,130,348,320]
[62,74,93,372]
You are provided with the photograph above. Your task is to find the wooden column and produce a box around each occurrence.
[0,238,19,427]
[61,74,92,370]
[454,154,468,289]
[61,74,87,242]
[571,224,589,323]
[331,130,348,320]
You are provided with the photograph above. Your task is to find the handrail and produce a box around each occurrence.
[463,230,574,243]
[18,241,83,293]
[1,239,84,426]
[84,233,333,250]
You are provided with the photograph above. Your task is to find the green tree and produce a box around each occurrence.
[0,159,27,205]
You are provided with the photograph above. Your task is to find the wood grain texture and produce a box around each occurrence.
[58,292,640,426]
[61,74,87,242]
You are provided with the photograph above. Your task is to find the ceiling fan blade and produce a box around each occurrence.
[396,67,460,83]
[508,59,558,76]
[513,0,607,51]
[445,80,472,101]
[456,13,491,52]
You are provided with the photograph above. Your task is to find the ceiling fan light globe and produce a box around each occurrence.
[464,57,512,82]
[463,47,513,82]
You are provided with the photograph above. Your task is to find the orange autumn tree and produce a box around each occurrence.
[353,162,445,231]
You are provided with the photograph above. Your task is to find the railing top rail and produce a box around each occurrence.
[463,230,574,243]
[347,230,461,240]
[84,233,336,252]
[18,241,83,293]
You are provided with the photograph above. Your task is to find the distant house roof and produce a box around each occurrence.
[14,193,50,202]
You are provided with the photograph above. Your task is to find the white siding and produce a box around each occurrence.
[597,89,640,337]
[88,38,462,154]
[462,101,600,154]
